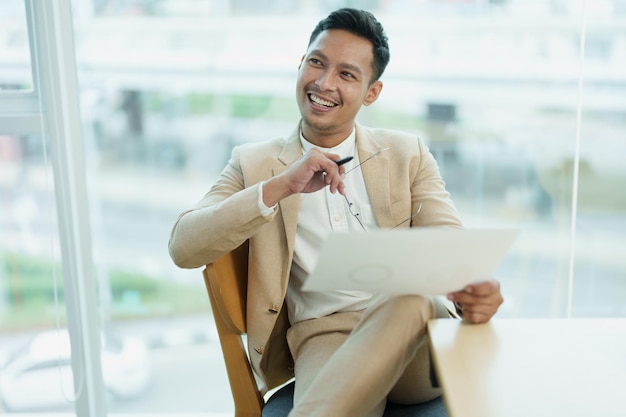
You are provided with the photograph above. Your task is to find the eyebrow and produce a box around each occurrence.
[308,49,364,77]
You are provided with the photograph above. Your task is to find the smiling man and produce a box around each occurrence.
[169,8,503,417]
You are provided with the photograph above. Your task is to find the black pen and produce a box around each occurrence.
[335,156,354,166]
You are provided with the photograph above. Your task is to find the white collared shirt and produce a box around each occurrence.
[281,128,377,323]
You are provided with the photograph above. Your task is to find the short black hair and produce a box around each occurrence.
[308,8,390,82]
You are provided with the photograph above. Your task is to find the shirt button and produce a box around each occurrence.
[254,346,264,355]
[334,216,341,222]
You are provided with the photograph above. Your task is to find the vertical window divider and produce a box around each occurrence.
[29,0,106,415]
[567,0,588,319]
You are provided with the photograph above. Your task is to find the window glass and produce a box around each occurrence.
[74,2,623,413]
[1,5,82,412]
[0,1,33,92]
[2,0,623,414]
[0,132,79,414]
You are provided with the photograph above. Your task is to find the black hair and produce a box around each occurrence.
[308,8,390,82]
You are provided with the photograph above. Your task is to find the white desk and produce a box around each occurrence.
[427,318,626,417]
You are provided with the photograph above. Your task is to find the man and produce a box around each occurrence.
[169,8,503,417]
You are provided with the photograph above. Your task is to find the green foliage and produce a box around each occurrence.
[2,253,63,304]
[0,252,208,329]
[231,95,272,118]
[109,269,160,298]
[144,92,285,118]
[187,93,215,114]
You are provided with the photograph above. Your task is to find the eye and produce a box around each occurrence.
[341,71,358,80]
[308,58,322,66]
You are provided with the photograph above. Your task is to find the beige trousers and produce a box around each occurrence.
[286,295,451,417]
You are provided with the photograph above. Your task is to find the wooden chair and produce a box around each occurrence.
[203,241,448,417]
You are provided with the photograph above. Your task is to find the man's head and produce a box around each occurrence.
[308,8,390,83]
[296,9,389,147]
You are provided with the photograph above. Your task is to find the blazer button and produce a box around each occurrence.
[254,346,264,355]
[268,304,280,313]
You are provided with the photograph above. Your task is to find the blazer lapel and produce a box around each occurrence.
[355,124,395,228]
[274,125,303,256]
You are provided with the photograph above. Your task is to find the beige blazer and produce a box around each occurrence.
[169,122,462,392]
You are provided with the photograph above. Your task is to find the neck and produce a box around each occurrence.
[300,121,355,149]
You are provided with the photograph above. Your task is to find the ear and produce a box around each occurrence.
[363,80,383,106]
[298,54,305,70]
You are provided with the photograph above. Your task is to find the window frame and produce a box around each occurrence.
[0,1,106,415]
[0,0,39,133]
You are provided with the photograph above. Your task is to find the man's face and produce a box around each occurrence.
[296,29,383,146]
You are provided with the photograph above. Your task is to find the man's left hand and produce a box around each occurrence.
[446,279,503,324]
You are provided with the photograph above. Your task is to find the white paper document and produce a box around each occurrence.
[302,228,519,295]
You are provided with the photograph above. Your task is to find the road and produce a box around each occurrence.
[0,316,235,414]
[111,343,233,414]
[109,315,235,414]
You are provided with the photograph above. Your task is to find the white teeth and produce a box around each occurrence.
[310,94,336,107]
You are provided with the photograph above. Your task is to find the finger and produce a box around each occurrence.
[462,310,492,324]
[317,155,346,194]
[318,151,341,166]
[306,149,340,173]
[458,302,500,323]
[447,280,492,298]
[448,291,503,308]
[447,294,503,317]
[463,279,500,296]
[446,280,499,302]
[461,301,499,314]
[328,172,345,194]
[317,157,340,178]
[325,151,342,164]
[337,180,346,196]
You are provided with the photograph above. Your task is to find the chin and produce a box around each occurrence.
[302,118,336,134]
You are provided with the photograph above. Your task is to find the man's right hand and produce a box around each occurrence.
[262,148,346,207]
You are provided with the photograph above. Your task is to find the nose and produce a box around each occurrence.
[315,69,337,92]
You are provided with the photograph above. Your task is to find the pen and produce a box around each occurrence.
[335,156,354,166]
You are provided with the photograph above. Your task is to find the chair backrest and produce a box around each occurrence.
[203,240,264,417]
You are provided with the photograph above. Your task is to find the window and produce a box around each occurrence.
[1,0,625,415]
[0,2,33,92]
[1,1,105,415]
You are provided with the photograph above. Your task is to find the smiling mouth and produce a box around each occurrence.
[309,93,337,108]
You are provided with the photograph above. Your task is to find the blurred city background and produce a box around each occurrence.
[1,0,625,414]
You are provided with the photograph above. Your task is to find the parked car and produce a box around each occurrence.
[0,329,152,411]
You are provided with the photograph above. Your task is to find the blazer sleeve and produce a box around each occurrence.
[168,146,278,269]
[410,136,463,229]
